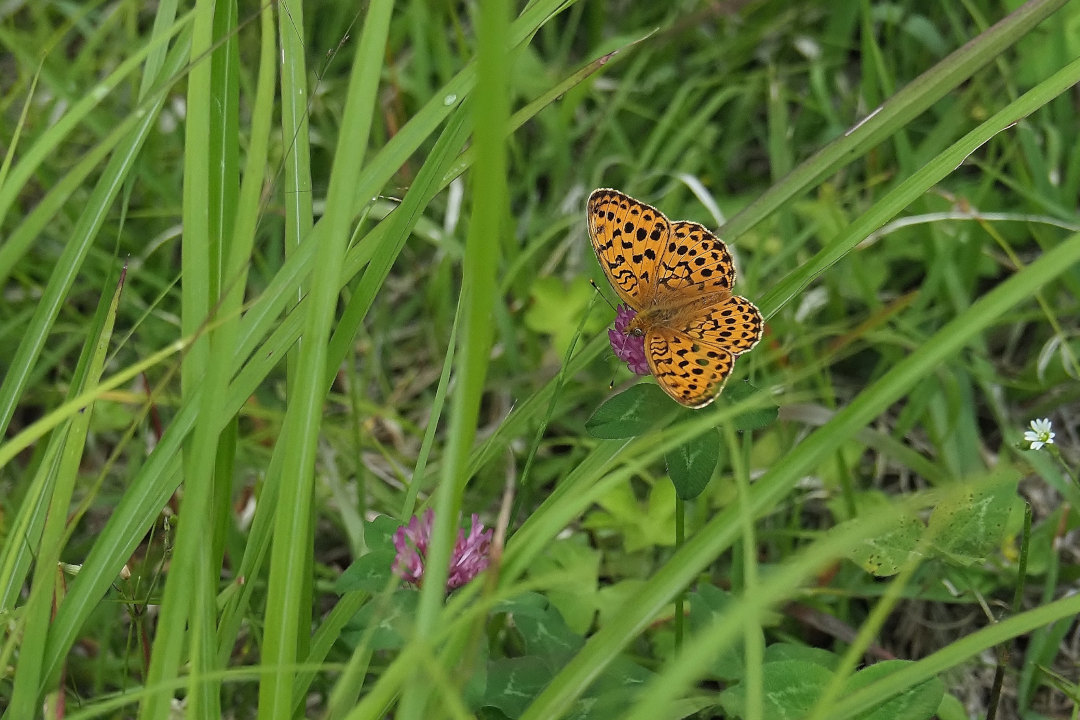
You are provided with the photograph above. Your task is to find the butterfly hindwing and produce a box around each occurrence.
[644,326,735,408]
[680,295,763,354]
[587,188,670,307]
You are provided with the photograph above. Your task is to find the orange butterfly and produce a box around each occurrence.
[588,189,763,408]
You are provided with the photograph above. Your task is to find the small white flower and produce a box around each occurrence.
[1023,418,1055,450]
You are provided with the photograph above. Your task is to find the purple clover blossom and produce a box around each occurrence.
[392,509,493,591]
[609,304,649,375]
[448,515,493,589]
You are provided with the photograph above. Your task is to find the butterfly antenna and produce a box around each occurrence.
[589,278,618,312]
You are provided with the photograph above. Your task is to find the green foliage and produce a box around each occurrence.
[837,467,1018,576]
[928,467,1020,566]
[665,430,720,500]
[836,494,925,576]
[471,594,656,718]
[335,515,399,593]
[585,384,675,437]
[718,654,944,719]
[2,0,1079,718]
[586,380,776,498]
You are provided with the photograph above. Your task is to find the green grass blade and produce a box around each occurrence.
[7,264,127,714]
[137,0,221,714]
[258,2,393,717]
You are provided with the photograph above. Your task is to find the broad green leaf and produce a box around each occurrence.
[666,429,719,500]
[340,589,418,651]
[585,478,675,552]
[929,467,1020,566]
[526,276,605,356]
[764,643,841,671]
[688,585,743,681]
[364,514,402,552]
[848,660,944,720]
[335,550,396,594]
[481,656,554,717]
[719,660,832,719]
[497,592,583,656]
[837,496,925,577]
[585,384,673,438]
[527,538,600,634]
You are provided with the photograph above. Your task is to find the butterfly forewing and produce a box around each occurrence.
[655,221,736,299]
[587,189,670,307]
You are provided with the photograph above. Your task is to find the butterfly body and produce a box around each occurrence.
[587,188,763,408]
[625,290,733,336]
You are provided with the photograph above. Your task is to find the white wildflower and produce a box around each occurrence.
[1023,418,1055,450]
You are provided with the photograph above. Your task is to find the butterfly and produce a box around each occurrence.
[587,188,763,408]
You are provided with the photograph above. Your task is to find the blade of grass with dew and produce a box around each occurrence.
[329,14,620,374]
[227,0,577,383]
[327,36,628,372]
[227,0,580,377]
